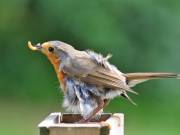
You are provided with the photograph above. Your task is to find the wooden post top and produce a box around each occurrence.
[38,113,124,135]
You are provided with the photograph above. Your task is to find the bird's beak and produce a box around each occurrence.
[28,41,42,51]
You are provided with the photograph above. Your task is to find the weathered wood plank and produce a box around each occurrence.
[38,113,124,135]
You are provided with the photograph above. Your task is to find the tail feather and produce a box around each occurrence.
[177,74,180,79]
[125,72,179,87]
[121,93,137,106]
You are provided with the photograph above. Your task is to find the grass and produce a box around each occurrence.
[0,100,61,135]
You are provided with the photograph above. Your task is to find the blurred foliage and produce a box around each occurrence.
[0,0,180,135]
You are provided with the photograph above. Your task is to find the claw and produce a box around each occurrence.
[78,118,88,123]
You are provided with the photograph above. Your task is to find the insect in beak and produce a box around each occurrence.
[28,41,42,51]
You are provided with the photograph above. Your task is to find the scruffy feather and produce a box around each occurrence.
[86,50,112,69]
[62,50,137,118]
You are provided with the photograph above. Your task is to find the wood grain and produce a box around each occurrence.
[38,113,124,135]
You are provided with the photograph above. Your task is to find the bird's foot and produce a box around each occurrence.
[77,118,90,123]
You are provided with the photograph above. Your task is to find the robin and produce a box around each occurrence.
[28,41,179,122]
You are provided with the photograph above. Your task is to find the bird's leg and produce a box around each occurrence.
[78,99,109,123]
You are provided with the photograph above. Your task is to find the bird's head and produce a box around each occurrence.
[28,40,75,62]
[28,40,76,79]
[28,41,64,76]
[28,41,62,59]
[28,40,74,85]
[30,41,68,74]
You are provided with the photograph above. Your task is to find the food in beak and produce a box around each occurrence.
[28,41,41,51]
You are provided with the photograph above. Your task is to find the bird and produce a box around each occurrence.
[28,40,179,122]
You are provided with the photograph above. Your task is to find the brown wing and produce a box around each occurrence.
[60,51,134,93]
[82,67,128,89]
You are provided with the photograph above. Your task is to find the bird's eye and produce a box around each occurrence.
[48,47,54,52]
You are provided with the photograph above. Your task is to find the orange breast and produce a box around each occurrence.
[47,53,66,92]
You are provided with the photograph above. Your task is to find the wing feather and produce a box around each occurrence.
[60,50,135,93]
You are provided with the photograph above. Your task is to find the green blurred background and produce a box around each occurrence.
[0,0,180,135]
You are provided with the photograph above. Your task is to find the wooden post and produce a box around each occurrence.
[38,113,124,135]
